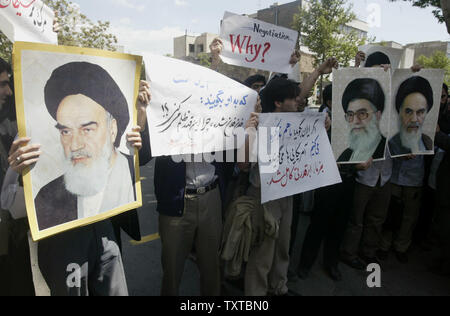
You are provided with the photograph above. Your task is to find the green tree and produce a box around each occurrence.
[293,0,370,100]
[417,50,450,85]
[388,0,450,33]
[0,0,118,62]
[197,53,211,68]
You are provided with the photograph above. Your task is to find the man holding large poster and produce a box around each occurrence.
[337,78,387,163]
[389,76,435,156]
[33,62,136,230]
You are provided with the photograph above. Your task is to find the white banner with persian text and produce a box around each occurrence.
[258,112,342,204]
[220,11,298,73]
[144,54,258,157]
[0,0,57,44]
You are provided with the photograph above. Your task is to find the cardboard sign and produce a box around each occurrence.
[220,11,299,73]
[144,53,257,157]
[0,0,57,44]
[258,112,342,204]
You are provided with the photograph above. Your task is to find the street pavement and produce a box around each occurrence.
[121,161,450,296]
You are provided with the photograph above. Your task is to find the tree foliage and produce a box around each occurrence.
[293,0,369,68]
[388,0,450,33]
[417,50,450,85]
[389,0,443,22]
[0,0,118,62]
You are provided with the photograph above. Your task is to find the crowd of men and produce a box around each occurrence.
[0,34,449,296]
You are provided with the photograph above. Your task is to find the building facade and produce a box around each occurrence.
[173,32,218,59]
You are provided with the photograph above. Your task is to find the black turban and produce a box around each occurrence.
[44,62,129,147]
[395,76,434,113]
[342,78,385,113]
[365,52,391,68]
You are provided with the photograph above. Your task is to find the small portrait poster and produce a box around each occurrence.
[359,44,403,70]
[388,69,445,158]
[13,42,143,240]
[332,68,392,164]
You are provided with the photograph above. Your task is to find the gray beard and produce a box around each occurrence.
[64,141,114,197]
[348,116,382,162]
[400,124,422,153]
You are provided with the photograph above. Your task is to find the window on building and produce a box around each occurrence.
[198,44,204,53]
[189,44,195,53]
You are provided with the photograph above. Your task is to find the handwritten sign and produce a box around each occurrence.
[143,53,258,157]
[220,11,299,73]
[258,112,342,204]
[0,0,57,44]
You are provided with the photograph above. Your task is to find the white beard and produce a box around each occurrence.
[348,115,382,162]
[400,122,422,153]
[64,140,114,197]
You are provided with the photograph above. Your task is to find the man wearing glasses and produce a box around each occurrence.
[338,78,387,163]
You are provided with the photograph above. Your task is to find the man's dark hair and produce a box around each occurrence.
[323,84,332,104]
[0,57,15,121]
[260,78,300,113]
[443,83,448,96]
[365,52,391,68]
[44,62,129,147]
[395,76,433,113]
[0,57,11,75]
[342,78,385,113]
[244,75,266,88]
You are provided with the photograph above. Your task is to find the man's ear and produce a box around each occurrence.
[376,111,382,121]
[274,100,282,110]
[111,119,118,144]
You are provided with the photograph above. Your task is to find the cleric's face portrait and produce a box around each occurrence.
[346,98,381,138]
[399,92,428,135]
[55,94,119,197]
[56,94,117,168]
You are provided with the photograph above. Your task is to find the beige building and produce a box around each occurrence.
[373,40,450,68]
[173,32,218,59]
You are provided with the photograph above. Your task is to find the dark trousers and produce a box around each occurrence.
[298,177,355,271]
[0,218,35,296]
[38,220,128,296]
[289,193,304,256]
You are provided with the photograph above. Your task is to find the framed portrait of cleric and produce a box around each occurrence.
[388,69,445,158]
[358,45,403,70]
[331,68,391,164]
[13,42,143,241]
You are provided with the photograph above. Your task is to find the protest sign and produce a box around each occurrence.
[220,11,298,73]
[332,68,391,164]
[0,0,57,44]
[13,42,142,241]
[359,45,403,70]
[388,69,444,157]
[144,53,258,157]
[258,112,342,204]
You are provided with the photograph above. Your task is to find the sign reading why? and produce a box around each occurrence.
[0,0,57,44]
[220,11,299,73]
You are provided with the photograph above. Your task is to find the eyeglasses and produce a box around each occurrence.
[345,110,375,122]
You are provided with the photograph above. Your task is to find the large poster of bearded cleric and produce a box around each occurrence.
[13,42,143,240]
[332,68,391,164]
[388,69,445,158]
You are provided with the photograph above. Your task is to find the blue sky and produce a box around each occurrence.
[72,0,450,55]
